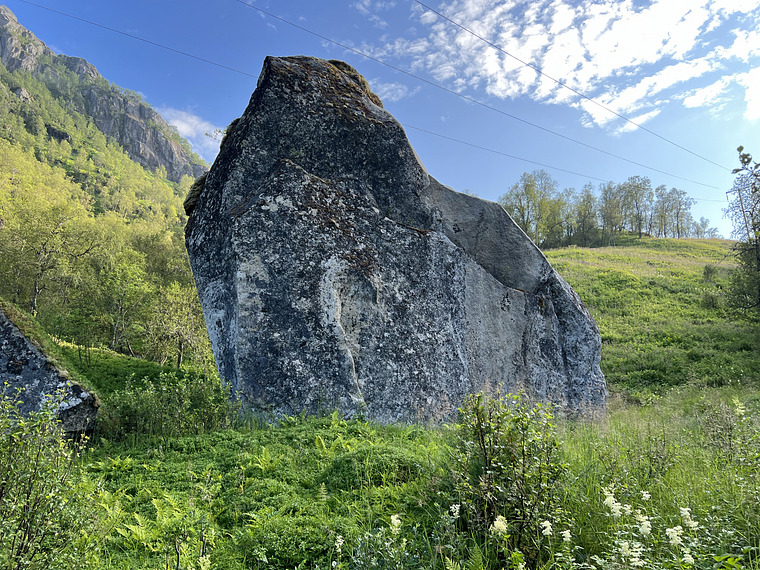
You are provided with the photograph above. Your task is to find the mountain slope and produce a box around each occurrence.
[0,6,212,369]
[0,4,206,183]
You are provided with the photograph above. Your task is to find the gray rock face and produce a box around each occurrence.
[78,83,207,182]
[0,5,206,183]
[0,5,46,72]
[186,56,606,422]
[0,308,98,433]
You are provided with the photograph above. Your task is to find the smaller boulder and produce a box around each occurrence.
[0,307,98,433]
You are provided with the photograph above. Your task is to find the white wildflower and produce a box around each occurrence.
[620,540,646,567]
[680,507,699,530]
[541,520,553,536]
[683,550,695,565]
[390,514,401,535]
[561,529,572,542]
[449,503,461,519]
[602,486,623,517]
[491,515,508,536]
[335,535,344,554]
[665,526,683,547]
[641,490,651,501]
[622,504,633,516]
[639,519,652,537]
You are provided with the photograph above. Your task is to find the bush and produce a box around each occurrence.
[0,385,95,569]
[450,392,566,567]
[319,444,424,491]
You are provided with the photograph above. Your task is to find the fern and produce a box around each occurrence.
[465,543,485,570]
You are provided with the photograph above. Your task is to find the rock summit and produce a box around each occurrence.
[185,56,606,422]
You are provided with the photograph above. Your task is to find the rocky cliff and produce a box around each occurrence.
[0,5,206,182]
[0,307,98,433]
[186,56,607,422]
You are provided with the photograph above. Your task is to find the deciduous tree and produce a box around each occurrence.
[726,146,760,313]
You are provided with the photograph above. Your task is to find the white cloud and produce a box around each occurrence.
[737,67,760,120]
[614,109,662,134]
[716,27,760,60]
[353,0,397,27]
[370,80,420,102]
[681,76,733,108]
[158,107,223,164]
[376,0,760,131]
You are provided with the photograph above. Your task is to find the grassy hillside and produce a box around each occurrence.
[3,238,759,569]
[546,237,757,397]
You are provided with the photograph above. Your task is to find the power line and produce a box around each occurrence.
[402,124,608,182]
[231,1,723,190]
[405,124,732,203]
[14,0,260,79]
[14,0,724,191]
[413,0,731,173]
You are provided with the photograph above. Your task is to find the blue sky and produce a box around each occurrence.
[5,0,760,238]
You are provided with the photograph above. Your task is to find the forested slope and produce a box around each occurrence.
[0,6,212,370]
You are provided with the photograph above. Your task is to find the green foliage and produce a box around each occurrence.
[56,341,173,394]
[546,238,759,392]
[552,389,760,570]
[0,386,97,569]
[319,444,425,491]
[7,383,749,569]
[451,393,566,568]
[725,146,760,315]
[97,372,237,442]
[77,414,447,569]
[727,243,760,312]
[0,64,212,368]
[113,492,214,569]
[499,171,718,249]
[347,521,419,569]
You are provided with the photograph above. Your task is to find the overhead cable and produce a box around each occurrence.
[14,0,725,190]
[413,0,730,172]
[230,0,723,189]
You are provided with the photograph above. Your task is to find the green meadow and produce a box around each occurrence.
[3,237,759,569]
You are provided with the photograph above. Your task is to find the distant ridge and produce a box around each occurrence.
[0,5,206,182]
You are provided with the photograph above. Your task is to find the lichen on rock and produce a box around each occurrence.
[185,55,607,423]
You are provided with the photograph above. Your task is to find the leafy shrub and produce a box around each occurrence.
[112,492,214,570]
[450,392,566,567]
[238,512,354,570]
[0,386,95,569]
[347,517,420,570]
[703,263,719,282]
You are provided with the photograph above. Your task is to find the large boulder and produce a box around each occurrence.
[185,56,606,423]
[0,307,98,433]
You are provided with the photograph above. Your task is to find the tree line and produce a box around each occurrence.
[498,170,720,250]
